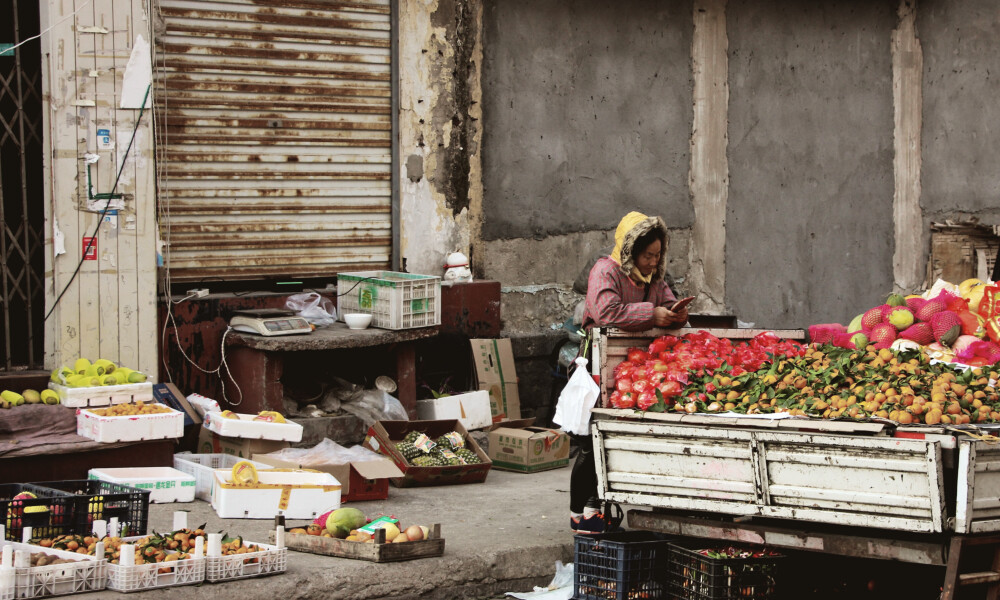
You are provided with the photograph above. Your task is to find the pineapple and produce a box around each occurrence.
[395,442,421,463]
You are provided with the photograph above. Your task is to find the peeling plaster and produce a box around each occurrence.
[398,0,484,277]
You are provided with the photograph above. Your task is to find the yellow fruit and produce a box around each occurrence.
[94,359,116,374]
[41,390,61,405]
[959,278,986,297]
[22,389,42,404]
[101,375,118,386]
[1,390,24,405]
[126,371,148,383]
[74,358,92,374]
[376,523,400,541]
[967,286,987,313]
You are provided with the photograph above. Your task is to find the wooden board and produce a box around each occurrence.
[271,526,444,563]
[592,408,887,435]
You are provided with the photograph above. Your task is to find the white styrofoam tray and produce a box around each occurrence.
[0,540,107,599]
[205,541,286,583]
[172,454,272,502]
[416,390,493,430]
[210,469,340,520]
[88,468,196,504]
[48,382,153,408]
[105,536,205,593]
[76,405,184,443]
[202,412,302,442]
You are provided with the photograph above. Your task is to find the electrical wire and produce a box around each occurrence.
[4,0,92,56]
[44,84,150,322]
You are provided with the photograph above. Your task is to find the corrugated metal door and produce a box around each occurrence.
[153,0,393,283]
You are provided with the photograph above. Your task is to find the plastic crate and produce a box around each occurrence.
[173,454,272,502]
[337,271,441,330]
[1,540,107,599]
[667,541,783,600]
[30,480,149,539]
[0,485,76,543]
[573,531,672,600]
[205,542,286,583]
[106,555,205,593]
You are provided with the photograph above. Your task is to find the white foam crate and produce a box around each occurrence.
[211,469,341,519]
[172,454,272,502]
[205,542,286,583]
[202,412,303,442]
[88,468,196,504]
[76,405,184,443]
[48,382,153,408]
[0,541,107,599]
[0,574,10,600]
[337,270,441,330]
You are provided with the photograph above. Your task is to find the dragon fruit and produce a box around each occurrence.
[861,306,885,332]
[915,298,947,323]
[869,323,897,350]
[899,322,934,345]
[953,335,980,356]
[880,304,896,321]
[930,310,962,346]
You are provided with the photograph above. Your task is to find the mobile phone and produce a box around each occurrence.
[670,296,695,312]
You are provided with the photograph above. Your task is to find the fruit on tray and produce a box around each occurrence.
[325,507,367,538]
[37,527,211,568]
[394,430,482,466]
[50,359,147,387]
[253,410,286,423]
[86,401,172,416]
[219,410,240,419]
[220,535,262,564]
[28,551,81,566]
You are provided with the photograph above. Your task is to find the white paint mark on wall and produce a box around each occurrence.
[53,216,66,256]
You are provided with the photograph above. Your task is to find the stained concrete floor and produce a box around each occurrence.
[71,467,574,600]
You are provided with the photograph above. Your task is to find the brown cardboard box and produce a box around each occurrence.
[197,426,289,458]
[363,419,491,487]
[488,426,570,473]
[470,338,521,422]
[252,454,402,501]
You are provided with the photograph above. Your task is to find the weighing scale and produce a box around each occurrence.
[229,309,313,336]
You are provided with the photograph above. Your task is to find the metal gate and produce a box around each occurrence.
[153,0,395,285]
[0,0,44,371]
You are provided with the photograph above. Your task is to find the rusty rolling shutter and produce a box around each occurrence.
[153,0,392,283]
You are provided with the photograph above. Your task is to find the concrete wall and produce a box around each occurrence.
[920,0,1000,225]
[725,0,897,329]
[41,0,159,376]
[481,0,695,338]
[398,0,485,276]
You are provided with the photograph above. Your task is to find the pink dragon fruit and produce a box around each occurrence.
[898,322,934,345]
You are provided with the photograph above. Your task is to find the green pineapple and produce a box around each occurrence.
[403,430,422,444]
[395,442,421,462]
[455,448,481,464]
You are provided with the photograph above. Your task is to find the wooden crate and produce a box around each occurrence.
[271,525,444,563]
[593,327,807,408]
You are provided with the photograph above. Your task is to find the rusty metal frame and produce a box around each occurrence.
[0,0,45,371]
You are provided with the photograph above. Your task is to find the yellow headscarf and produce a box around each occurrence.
[609,211,665,285]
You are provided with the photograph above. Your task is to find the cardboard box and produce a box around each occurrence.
[470,338,521,422]
[362,419,491,487]
[198,426,290,458]
[415,390,492,430]
[488,427,570,473]
[252,454,402,502]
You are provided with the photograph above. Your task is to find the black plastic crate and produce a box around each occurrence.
[0,483,76,541]
[31,479,150,538]
[667,541,783,600]
[573,531,672,600]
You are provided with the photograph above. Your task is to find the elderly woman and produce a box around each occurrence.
[571,211,689,533]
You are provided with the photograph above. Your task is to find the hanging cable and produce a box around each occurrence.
[45,84,151,322]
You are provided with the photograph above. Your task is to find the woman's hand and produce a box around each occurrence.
[653,306,685,328]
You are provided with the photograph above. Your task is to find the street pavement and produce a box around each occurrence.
[72,467,574,600]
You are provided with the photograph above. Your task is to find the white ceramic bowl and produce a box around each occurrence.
[344,313,373,330]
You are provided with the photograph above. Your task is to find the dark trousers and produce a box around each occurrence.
[570,432,599,513]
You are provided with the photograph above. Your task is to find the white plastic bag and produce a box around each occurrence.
[552,357,600,435]
[285,292,337,326]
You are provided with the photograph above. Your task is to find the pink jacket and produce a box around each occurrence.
[582,257,676,331]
